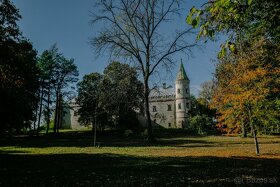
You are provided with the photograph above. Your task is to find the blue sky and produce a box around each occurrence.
[12,0,225,96]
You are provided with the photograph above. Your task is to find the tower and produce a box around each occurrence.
[175,60,190,128]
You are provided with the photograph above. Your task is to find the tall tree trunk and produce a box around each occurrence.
[58,94,62,133]
[144,77,154,142]
[94,101,97,147]
[54,90,59,133]
[37,85,44,135]
[248,107,259,154]
[56,92,62,133]
[33,107,38,135]
[46,83,51,134]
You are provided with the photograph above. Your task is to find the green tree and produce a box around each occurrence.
[35,45,79,134]
[0,0,21,41]
[52,50,79,133]
[76,73,106,127]
[187,0,280,43]
[0,0,39,135]
[190,114,213,135]
[189,81,216,135]
[102,61,143,130]
[36,48,58,133]
[77,62,143,132]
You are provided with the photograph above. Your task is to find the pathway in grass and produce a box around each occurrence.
[0,132,279,186]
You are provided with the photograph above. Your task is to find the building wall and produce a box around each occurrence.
[69,105,85,130]
[149,97,176,128]
[61,103,86,130]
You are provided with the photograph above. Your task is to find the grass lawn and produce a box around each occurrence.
[0,130,279,186]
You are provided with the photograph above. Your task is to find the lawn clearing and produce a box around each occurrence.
[0,131,279,186]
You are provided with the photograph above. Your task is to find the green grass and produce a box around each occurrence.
[0,131,279,186]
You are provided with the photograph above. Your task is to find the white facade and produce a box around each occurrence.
[149,62,191,128]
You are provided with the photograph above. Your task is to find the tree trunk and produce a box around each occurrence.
[248,107,259,154]
[33,107,38,135]
[46,83,51,134]
[37,85,44,134]
[94,102,97,147]
[144,77,154,142]
[54,91,59,133]
[57,93,62,133]
[252,128,259,154]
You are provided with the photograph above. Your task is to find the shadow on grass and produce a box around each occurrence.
[0,153,279,186]
[0,131,270,149]
[0,131,217,148]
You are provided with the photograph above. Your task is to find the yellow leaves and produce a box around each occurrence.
[211,39,280,131]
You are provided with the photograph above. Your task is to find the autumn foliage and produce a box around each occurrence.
[211,39,280,134]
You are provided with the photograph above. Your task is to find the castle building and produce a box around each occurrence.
[63,61,190,129]
[149,61,191,128]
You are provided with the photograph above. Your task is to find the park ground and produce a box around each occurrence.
[0,130,279,186]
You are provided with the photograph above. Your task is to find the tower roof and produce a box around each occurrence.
[176,60,189,81]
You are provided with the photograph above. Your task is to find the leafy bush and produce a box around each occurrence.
[189,115,213,135]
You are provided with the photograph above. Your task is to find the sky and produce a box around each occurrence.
[12,0,225,96]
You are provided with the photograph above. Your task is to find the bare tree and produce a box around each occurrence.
[199,80,215,105]
[91,0,196,141]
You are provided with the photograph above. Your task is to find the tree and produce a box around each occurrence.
[0,0,39,135]
[76,73,105,127]
[36,48,58,133]
[186,0,280,53]
[189,114,213,135]
[0,0,22,41]
[187,0,280,154]
[91,0,196,141]
[188,81,216,135]
[102,61,143,130]
[52,49,79,133]
[77,62,143,131]
[211,39,280,153]
[35,45,79,134]
[199,80,214,105]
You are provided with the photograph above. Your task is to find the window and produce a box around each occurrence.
[168,123,171,127]
[152,106,157,112]
[177,89,181,94]
[187,101,191,110]
[178,103,181,109]
[74,111,78,116]
[186,89,188,94]
[167,104,172,111]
